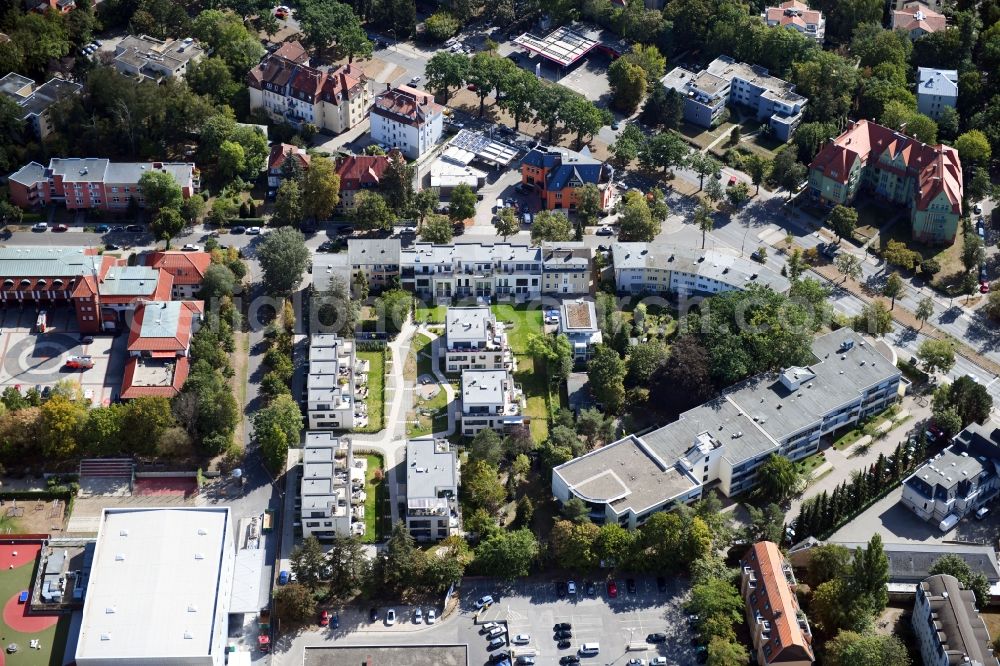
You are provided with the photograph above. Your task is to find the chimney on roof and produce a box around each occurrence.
[386,82,391,91]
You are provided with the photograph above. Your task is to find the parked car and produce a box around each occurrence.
[595,226,614,236]
[559,657,580,665]
[646,632,666,643]
[105,243,121,250]
[557,640,571,649]
[95,224,109,232]
[80,335,94,345]
[556,581,566,597]
[331,612,339,628]
[567,580,577,595]
[488,637,506,651]
[338,225,355,235]
[512,634,530,644]
[475,595,494,610]
[231,225,246,234]
[111,225,125,232]
[65,355,95,370]
[626,660,645,666]
[32,223,47,231]
[650,658,668,666]
[319,610,329,626]
[727,175,737,187]
[427,609,436,624]
[182,244,202,251]
[318,240,337,252]
[516,657,535,665]
[553,622,571,631]
[125,224,143,232]
[369,607,378,622]
[385,609,396,625]
[981,282,991,294]
[414,608,422,623]
[611,121,619,130]
[278,570,290,585]
[626,579,636,594]
[246,226,262,234]
[607,580,618,598]
[554,630,572,640]
[409,76,422,84]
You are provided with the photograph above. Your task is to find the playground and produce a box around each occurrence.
[0,543,70,665]
[0,501,66,537]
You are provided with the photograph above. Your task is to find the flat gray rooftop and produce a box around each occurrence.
[304,645,467,666]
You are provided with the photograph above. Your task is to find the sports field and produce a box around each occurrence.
[0,544,70,666]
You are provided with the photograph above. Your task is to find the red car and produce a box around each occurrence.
[981,282,991,294]
[607,580,618,598]
[54,224,68,232]
[727,176,737,187]
[467,83,477,91]
[319,610,329,626]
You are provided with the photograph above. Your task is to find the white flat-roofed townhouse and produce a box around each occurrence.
[300,432,367,540]
[405,438,461,541]
[552,329,901,529]
[400,243,542,303]
[75,507,235,666]
[444,306,513,373]
[370,84,443,159]
[112,35,205,81]
[611,242,790,297]
[307,334,357,430]
[461,369,526,436]
[559,298,602,362]
[542,242,593,295]
[348,238,401,292]
[901,420,1000,525]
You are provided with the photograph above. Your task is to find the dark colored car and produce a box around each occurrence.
[647,632,666,643]
[586,581,596,596]
[80,335,94,344]
[488,637,506,651]
[231,225,246,234]
[338,225,355,235]
[489,653,510,664]
[556,581,567,597]
[607,580,618,598]
[105,243,121,250]
[657,577,667,593]
[95,224,109,232]
[318,240,337,252]
[41,386,51,399]
[554,630,572,640]
[626,578,636,594]
[331,612,339,628]
[369,607,378,622]
[111,226,125,232]
[559,657,580,665]
[553,622,571,631]
[125,224,142,233]
[557,640,571,650]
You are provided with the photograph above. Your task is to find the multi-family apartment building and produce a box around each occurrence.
[740,542,815,666]
[0,73,81,140]
[916,68,958,121]
[144,251,211,300]
[552,329,901,529]
[248,45,371,134]
[661,55,807,141]
[300,433,367,540]
[901,420,1000,527]
[267,143,310,189]
[370,84,443,159]
[400,243,543,302]
[461,369,526,436]
[347,238,401,292]
[542,242,594,295]
[893,1,947,38]
[444,306,512,373]
[912,574,997,666]
[335,153,393,211]
[762,0,825,43]
[405,438,461,542]
[520,146,614,211]
[611,242,790,296]
[112,35,205,81]
[7,158,198,211]
[808,120,964,244]
[306,335,357,430]
[559,298,602,362]
[121,300,203,400]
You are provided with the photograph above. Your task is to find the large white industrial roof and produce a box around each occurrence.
[76,507,232,661]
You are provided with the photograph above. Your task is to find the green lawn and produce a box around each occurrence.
[514,356,550,442]
[362,454,388,543]
[356,350,385,433]
[408,382,451,438]
[491,304,543,354]
[414,333,434,378]
[833,428,864,451]
[415,305,447,324]
[0,550,72,665]
[795,451,826,475]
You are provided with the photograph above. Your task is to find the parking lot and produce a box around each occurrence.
[462,576,695,665]
[0,305,125,405]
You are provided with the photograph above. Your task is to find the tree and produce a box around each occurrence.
[272,179,303,228]
[807,543,852,587]
[694,200,714,249]
[468,428,504,467]
[465,52,503,118]
[835,252,862,284]
[253,394,302,470]
[607,57,647,114]
[317,274,358,336]
[498,68,540,131]
[326,535,369,601]
[413,188,439,227]
[829,205,858,242]
[217,141,246,183]
[336,22,372,63]
[726,181,751,208]
[933,376,993,428]
[576,408,615,448]
[273,583,316,626]
[494,207,519,240]
[151,208,185,246]
[626,342,668,387]
[290,535,329,591]
[848,534,889,619]
[550,519,600,570]
[587,345,626,414]
[423,11,461,42]
[474,529,538,580]
[139,170,183,213]
[915,296,934,329]
[301,156,340,222]
[928,554,992,609]
[186,56,240,105]
[191,9,264,74]
[560,497,591,523]
[825,631,911,666]
[258,227,310,297]
[756,454,801,503]
[687,576,745,637]
[882,272,904,309]
[448,183,477,222]
[381,152,414,214]
[39,394,87,459]
[917,338,955,375]
[527,334,573,386]
[649,336,714,416]
[424,52,469,102]
[593,523,635,569]
[745,155,770,195]
[811,578,851,633]
[576,183,603,227]
[420,214,454,244]
[611,123,645,166]
[962,234,985,273]
[531,211,574,243]
[617,190,660,242]
[295,0,359,58]
[352,191,396,231]
[562,94,611,149]
[639,131,688,174]
[199,264,237,303]
[179,196,205,225]
[770,147,808,200]
[955,129,992,167]
[378,522,425,593]
[853,301,892,337]
[985,290,1000,322]
[706,636,749,666]
[687,153,721,191]
[463,459,506,515]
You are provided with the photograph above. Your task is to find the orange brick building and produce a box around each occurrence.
[520,146,613,212]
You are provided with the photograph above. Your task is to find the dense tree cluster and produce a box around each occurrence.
[931,375,994,437]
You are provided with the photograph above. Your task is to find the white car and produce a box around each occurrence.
[386,608,396,625]
[409,76,422,84]
[246,226,262,235]
[181,244,202,251]
[427,609,436,624]
[414,608,422,623]
[650,658,668,666]
[32,222,48,231]
[512,633,530,644]
[567,580,577,595]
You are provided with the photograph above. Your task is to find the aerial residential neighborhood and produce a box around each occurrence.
[0,0,999,664]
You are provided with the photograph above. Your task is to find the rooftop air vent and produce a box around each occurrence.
[115,553,125,561]
[119,530,128,537]
[100,633,111,641]
[197,528,207,535]
[105,606,116,614]
[194,552,205,560]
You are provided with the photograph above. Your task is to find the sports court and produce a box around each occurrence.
[133,476,198,497]
[0,543,71,666]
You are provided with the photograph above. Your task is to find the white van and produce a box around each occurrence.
[579,643,600,656]
[938,513,959,532]
[495,198,504,212]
